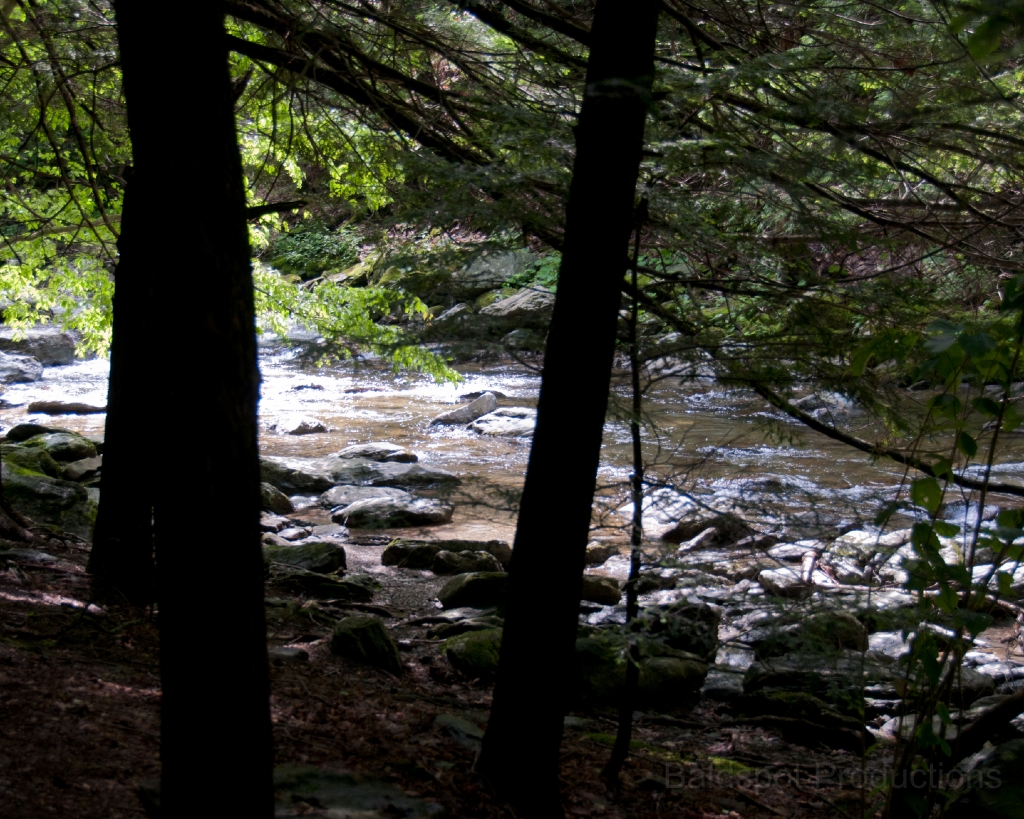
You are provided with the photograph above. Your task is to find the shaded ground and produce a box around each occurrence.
[0,533,893,819]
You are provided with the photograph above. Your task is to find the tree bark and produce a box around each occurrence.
[476,2,659,814]
[112,1,273,816]
[87,178,156,606]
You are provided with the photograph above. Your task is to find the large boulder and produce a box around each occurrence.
[581,575,622,605]
[0,351,42,383]
[1,461,96,539]
[437,572,508,609]
[479,285,555,320]
[333,497,453,528]
[431,392,498,426]
[450,249,533,299]
[5,423,69,442]
[754,611,868,660]
[260,455,460,494]
[468,407,536,437]
[260,482,294,515]
[320,485,411,509]
[382,538,511,569]
[637,602,721,662]
[263,541,346,573]
[333,443,417,463]
[21,432,97,462]
[445,628,502,680]
[330,615,402,675]
[0,325,76,365]
[431,550,504,575]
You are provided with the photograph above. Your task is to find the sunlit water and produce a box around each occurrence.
[3,343,1024,540]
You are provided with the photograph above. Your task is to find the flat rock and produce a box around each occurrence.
[320,485,411,508]
[333,497,453,528]
[479,285,555,318]
[261,455,460,494]
[27,401,106,415]
[468,407,536,437]
[333,443,417,463]
[62,455,101,482]
[431,392,498,425]
[260,512,290,533]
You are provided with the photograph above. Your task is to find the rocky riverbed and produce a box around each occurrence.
[1,330,1023,816]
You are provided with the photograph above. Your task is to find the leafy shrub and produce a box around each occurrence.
[266,223,360,279]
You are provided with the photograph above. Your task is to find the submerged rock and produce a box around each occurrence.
[333,497,453,528]
[330,614,403,675]
[468,407,536,437]
[320,485,411,508]
[333,443,417,463]
[430,392,498,425]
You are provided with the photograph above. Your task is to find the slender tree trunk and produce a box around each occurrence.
[476,2,659,814]
[87,179,156,605]
[601,213,646,787]
[112,2,273,816]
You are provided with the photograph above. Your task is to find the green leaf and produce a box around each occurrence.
[849,339,877,377]
[933,520,960,538]
[968,16,1010,59]
[911,478,943,515]
[957,431,978,458]
[972,396,1002,417]
[958,331,996,359]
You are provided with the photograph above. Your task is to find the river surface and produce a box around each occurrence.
[3,343,1024,541]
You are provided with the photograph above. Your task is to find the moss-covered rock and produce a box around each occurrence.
[638,602,720,662]
[580,575,621,605]
[330,614,403,675]
[445,628,502,680]
[1,461,96,539]
[260,481,294,515]
[263,541,346,574]
[21,432,97,462]
[1,443,61,477]
[431,550,504,575]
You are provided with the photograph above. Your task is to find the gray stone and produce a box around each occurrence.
[1,461,95,539]
[330,614,402,674]
[262,532,292,548]
[501,328,545,351]
[638,602,721,662]
[333,443,417,463]
[431,550,504,575]
[268,646,309,665]
[21,432,97,462]
[479,285,555,318]
[431,392,498,425]
[468,407,536,437]
[433,303,471,323]
[584,542,620,566]
[451,248,533,297]
[333,497,453,528]
[768,543,819,562]
[702,667,746,700]
[260,455,460,494]
[5,423,68,442]
[320,485,411,509]
[581,575,622,605]
[260,512,290,533]
[660,512,754,546]
[273,764,442,818]
[434,713,485,750]
[62,455,101,482]
[278,527,310,541]
[946,739,1024,819]
[273,414,327,435]
[437,572,508,609]
[0,325,76,365]
[0,351,42,383]
[383,538,511,569]
[758,567,810,598]
[260,481,294,515]
[445,629,502,680]
[263,541,346,573]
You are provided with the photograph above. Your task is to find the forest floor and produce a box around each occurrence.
[0,534,892,819]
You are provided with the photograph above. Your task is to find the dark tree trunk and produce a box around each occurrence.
[87,179,156,606]
[476,1,659,814]
[112,2,273,816]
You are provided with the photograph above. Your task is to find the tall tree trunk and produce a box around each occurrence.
[476,2,659,814]
[87,179,156,606]
[112,2,273,816]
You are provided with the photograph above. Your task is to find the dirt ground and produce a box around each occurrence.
[0,534,889,819]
